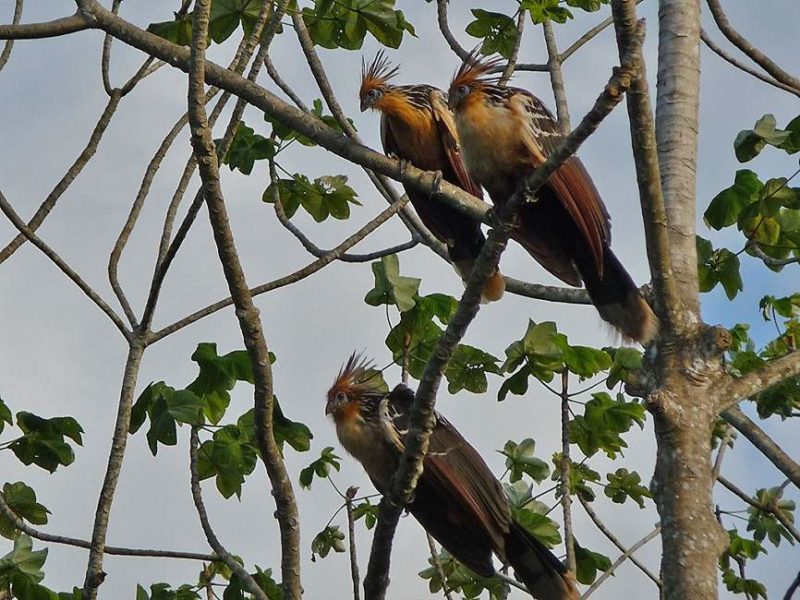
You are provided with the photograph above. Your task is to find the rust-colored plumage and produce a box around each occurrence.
[359,52,505,302]
[326,354,580,600]
[448,51,657,343]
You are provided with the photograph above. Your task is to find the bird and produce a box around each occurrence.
[359,52,506,303]
[447,51,658,344]
[326,353,580,600]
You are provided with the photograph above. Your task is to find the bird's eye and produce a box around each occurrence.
[457,84,470,97]
[336,392,346,402]
[368,88,382,99]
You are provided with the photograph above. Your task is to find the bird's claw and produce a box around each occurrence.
[397,158,412,177]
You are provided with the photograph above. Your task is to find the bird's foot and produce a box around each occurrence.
[430,170,443,196]
[397,157,412,178]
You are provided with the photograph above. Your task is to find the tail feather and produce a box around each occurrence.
[578,247,658,344]
[504,523,579,600]
[453,259,506,303]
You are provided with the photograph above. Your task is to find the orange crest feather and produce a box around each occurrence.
[450,46,505,91]
[360,50,400,97]
[329,353,387,401]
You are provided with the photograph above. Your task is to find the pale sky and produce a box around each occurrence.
[0,1,798,599]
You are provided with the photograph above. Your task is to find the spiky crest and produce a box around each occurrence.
[329,352,385,401]
[450,47,505,91]
[360,51,400,97]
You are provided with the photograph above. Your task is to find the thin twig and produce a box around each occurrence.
[435,0,469,60]
[100,0,121,96]
[578,496,662,588]
[0,11,92,39]
[426,535,454,600]
[189,429,270,600]
[346,490,361,600]
[0,490,215,561]
[560,371,576,573]
[499,10,525,85]
[784,571,800,600]
[0,0,23,71]
[717,475,800,543]
[700,28,800,98]
[712,424,734,480]
[0,189,130,339]
[543,20,571,132]
[581,527,662,598]
[705,0,800,93]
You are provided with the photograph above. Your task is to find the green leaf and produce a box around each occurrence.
[311,525,346,559]
[271,400,313,454]
[364,254,420,311]
[0,482,50,540]
[604,468,651,508]
[555,340,611,379]
[221,123,275,175]
[0,534,47,586]
[520,0,573,23]
[445,345,500,394]
[209,0,263,43]
[696,237,742,299]
[574,540,612,584]
[196,420,258,500]
[569,393,645,458]
[746,487,796,546]
[299,446,341,488]
[565,0,609,10]
[605,346,643,390]
[511,506,562,547]
[352,499,379,530]
[753,375,800,419]
[501,439,550,483]
[263,173,360,222]
[465,10,518,59]
[302,0,415,50]
[147,14,193,46]
[734,114,796,162]
[705,170,763,230]
[0,396,12,435]
[9,413,84,473]
[551,455,601,501]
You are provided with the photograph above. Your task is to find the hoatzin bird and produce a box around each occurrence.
[447,52,658,344]
[326,354,579,600]
[359,52,506,302]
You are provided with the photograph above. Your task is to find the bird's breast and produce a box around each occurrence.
[335,417,395,492]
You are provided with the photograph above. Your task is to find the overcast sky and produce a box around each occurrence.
[1,1,798,599]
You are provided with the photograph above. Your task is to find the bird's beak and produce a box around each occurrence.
[447,93,458,111]
[359,97,369,112]
[325,401,335,416]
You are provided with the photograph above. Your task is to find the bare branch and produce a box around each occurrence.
[560,372,576,573]
[148,193,408,342]
[717,475,800,544]
[100,0,122,96]
[784,571,800,600]
[700,28,800,98]
[0,0,23,72]
[560,1,646,63]
[721,406,800,490]
[186,3,300,593]
[345,490,361,600]
[0,188,130,339]
[189,429,270,600]
[581,526,662,598]
[748,241,800,268]
[705,0,800,93]
[264,54,309,111]
[362,498,402,600]
[0,11,91,39]
[0,490,215,561]
[82,340,145,598]
[435,0,469,60]
[720,352,800,413]
[0,90,123,265]
[543,21,571,132]
[269,161,418,262]
[426,535,454,600]
[611,0,679,332]
[499,10,525,85]
[578,496,662,588]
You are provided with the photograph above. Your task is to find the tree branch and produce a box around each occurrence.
[426,534,454,600]
[578,496,662,588]
[82,340,145,598]
[560,372,576,573]
[721,406,800,490]
[0,11,91,39]
[0,188,130,339]
[543,21,571,132]
[499,10,525,85]
[186,3,300,593]
[580,526,661,599]
[720,352,800,413]
[0,0,23,72]
[0,490,215,561]
[345,490,361,600]
[362,498,401,600]
[717,475,800,544]
[611,0,679,332]
[700,28,800,99]
[189,428,270,600]
[705,0,800,93]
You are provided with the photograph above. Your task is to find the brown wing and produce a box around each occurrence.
[430,89,484,199]
[511,91,611,275]
[384,386,510,575]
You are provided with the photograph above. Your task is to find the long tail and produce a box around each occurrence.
[577,246,658,344]
[504,522,580,600]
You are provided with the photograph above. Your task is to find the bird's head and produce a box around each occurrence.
[447,48,504,111]
[326,353,389,421]
[359,51,400,112]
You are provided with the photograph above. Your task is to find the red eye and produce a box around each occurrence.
[336,392,346,402]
